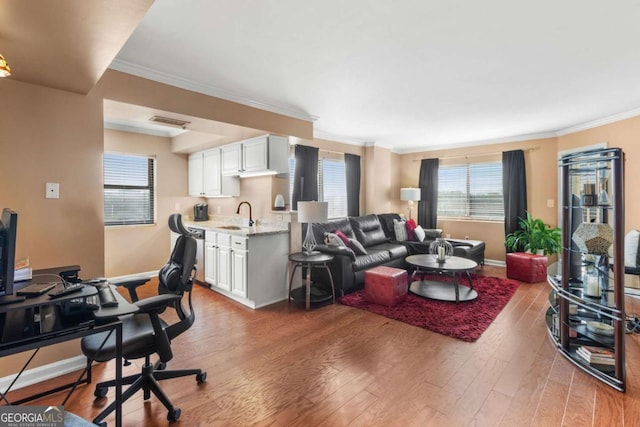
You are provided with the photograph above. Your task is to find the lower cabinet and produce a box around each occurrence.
[204,230,288,308]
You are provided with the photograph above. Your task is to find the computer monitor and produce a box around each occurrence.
[0,208,21,304]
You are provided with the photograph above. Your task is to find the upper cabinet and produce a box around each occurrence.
[189,148,240,198]
[221,135,289,177]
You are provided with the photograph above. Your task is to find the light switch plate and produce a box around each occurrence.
[46,182,59,199]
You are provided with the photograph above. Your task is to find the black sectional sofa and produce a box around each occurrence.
[309,213,485,296]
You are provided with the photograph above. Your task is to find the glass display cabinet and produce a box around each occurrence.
[547,147,625,391]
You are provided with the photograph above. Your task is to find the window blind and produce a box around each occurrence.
[438,161,504,220]
[104,153,155,226]
[289,156,348,219]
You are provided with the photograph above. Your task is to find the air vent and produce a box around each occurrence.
[149,115,191,129]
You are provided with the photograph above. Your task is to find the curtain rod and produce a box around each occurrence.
[412,145,540,162]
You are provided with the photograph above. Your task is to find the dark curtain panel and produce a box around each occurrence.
[502,149,528,241]
[418,158,439,228]
[344,153,361,216]
[292,145,319,210]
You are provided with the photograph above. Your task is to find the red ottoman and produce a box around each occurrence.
[364,266,408,307]
[506,252,548,283]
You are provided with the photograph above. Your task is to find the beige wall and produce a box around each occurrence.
[398,137,559,261]
[557,116,640,232]
[104,129,199,277]
[0,70,314,377]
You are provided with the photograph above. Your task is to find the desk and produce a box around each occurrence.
[0,266,137,427]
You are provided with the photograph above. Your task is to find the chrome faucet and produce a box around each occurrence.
[236,201,254,227]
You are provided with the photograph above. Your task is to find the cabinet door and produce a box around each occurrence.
[188,153,204,196]
[204,241,217,287]
[242,137,268,173]
[203,149,222,196]
[221,144,242,175]
[231,249,247,297]
[217,244,232,292]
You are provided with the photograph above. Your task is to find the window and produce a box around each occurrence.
[104,153,155,226]
[289,156,348,218]
[438,161,504,221]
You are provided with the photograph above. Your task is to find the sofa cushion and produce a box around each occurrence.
[414,225,426,242]
[349,238,368,255]
[350,215,389,247]
[377,213,402,239]
[324,232,347,247]
[405,218,417,241]
[370,242,409,260]
[311,218,354,245]
[352,251,391,272]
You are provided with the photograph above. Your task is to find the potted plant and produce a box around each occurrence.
[505,212,561,255]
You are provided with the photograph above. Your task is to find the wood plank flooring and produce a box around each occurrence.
[9,266,640,426]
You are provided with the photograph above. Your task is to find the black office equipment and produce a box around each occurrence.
[0,208,23,305]
[48,283,84,298]
[81,214,206,424]
[16,282,57,297]
[96,284,118,307]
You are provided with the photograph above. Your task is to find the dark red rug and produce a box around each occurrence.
[339,274,520,342]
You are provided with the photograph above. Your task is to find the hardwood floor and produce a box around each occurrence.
[10,266,640,426]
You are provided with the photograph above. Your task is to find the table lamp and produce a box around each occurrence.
[298,201,328,255]
[400,188,421,220]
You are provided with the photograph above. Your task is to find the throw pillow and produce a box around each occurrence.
[334,229,351,247]
[393,219,408,241]
[349,238,368,255]
[414,225,426,242]
[624,229,640,267]
[324,232,346,247]
[405,219,417,241]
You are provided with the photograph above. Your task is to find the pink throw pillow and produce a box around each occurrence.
[405,219,417,241]
[334,229,351,247]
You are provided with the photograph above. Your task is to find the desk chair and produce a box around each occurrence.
[81,214,206,425]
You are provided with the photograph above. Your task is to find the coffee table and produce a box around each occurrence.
[405,254,478,302]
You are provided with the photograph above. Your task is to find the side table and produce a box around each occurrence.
[288,252,335,310]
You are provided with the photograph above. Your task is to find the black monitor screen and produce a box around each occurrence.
[0,208,18,297]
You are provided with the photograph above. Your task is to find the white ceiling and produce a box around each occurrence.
[111,0,640,152]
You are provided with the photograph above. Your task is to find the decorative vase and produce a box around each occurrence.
[429,238,453,263]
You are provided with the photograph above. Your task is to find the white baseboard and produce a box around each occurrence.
[484,259,506,267]
[0,355,87,391]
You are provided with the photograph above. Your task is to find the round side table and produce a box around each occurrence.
[288,252,335,310]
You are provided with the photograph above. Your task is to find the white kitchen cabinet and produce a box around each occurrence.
[202,229,289,309]
[188,148,239,197]
[221,135,289,176]
[188,153,204,196]
[204,234,217,288]
[221,143,242,176]
[216,233,232,292]
[230,236,247,297]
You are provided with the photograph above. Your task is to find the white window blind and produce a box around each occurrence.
[289,156,348,219]
[438,161,504,220]
[104,153,155,226]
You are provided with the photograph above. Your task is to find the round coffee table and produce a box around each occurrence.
[405,254,478,302]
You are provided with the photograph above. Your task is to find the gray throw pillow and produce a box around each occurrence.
[349,238,368,255]
[393,219,408,241]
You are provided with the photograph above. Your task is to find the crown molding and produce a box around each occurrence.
[109,59,317,123]
[392,130,559,154]
[312,129,370,146]
[555,106,640,136]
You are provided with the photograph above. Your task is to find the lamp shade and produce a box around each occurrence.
[297,201,328,223]
[400,188,421,201]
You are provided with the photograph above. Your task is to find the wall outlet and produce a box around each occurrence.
[547,199,555,208]
[464,235,469,240]
[45,182,59,199]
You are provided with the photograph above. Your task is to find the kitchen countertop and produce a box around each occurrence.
[183,219,289,237]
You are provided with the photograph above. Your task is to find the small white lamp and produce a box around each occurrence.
[298,201,328,255]
[400,188,421,220]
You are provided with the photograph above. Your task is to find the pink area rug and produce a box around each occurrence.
[339,274,520,342]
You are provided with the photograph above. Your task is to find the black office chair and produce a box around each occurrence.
[81,214,207,424]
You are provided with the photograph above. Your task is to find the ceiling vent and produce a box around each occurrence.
[149,115,191,129]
